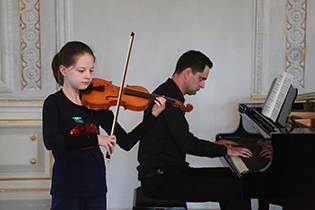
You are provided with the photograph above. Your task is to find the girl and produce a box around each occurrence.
[43,41,166,210]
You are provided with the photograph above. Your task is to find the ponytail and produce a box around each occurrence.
[51,52,64,86]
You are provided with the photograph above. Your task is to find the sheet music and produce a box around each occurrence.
[262,71,294,122]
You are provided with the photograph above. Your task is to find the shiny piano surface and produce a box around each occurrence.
[216,98,315,209]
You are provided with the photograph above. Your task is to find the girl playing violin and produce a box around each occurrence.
[42,41,166,210]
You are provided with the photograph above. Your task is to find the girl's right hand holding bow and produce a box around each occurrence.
[98,135,117,155]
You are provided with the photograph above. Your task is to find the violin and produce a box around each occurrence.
[81,78,193,113]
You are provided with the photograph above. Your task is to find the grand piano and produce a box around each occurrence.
[216,93,315,210]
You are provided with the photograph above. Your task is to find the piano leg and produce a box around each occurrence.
[258,199,269,210]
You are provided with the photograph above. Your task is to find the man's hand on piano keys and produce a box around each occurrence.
[214,140,252,158]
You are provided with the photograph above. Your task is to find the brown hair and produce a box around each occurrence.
[173,50,213,75]
[51,41,95,86]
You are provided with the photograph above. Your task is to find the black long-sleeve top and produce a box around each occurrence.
[43,90,157,197]
[137,78,227,180]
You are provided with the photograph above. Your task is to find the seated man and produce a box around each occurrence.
[137,50,252,210]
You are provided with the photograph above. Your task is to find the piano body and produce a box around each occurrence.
[216,96,315,210]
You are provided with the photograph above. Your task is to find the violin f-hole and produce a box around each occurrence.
[105,95,118,100]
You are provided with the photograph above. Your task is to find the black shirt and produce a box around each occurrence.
[137,78,227,180]
[43,90,157,197]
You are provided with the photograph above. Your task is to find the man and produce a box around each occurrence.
[137,50,252,210]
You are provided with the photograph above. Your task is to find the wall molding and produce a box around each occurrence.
[55,0,73,49]
[20,0,42,90]
[251,0,265,97]
[0,0,14,93]
[251,0,308,99]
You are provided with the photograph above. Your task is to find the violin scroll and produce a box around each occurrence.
[173,101,193,112]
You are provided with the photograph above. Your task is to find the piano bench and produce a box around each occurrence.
[133,187,187,210]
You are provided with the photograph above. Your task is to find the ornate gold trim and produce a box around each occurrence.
[0,177,50,181]
[0,188,50,192]
[285,0,307,88]
[0,119,42,123]
[50,151,53,178]
[296,92,315,101]
[250,97,266,101]
[0,99,44,102]
[20,0,42,90]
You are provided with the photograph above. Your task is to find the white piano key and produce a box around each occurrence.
[231,156,249,175]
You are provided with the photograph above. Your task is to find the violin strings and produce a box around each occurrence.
[124,88,156,99]
[124,88,176,103]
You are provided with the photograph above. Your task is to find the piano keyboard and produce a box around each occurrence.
[226,139,271,177]
[231,156,249,175]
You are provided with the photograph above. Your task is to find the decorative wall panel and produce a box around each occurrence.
[0,121,50,179]
[251,0,311,99]
[0,0,63,195]
[0,0,57,99]
[0,101,51,191]
[20,0,41,90]
[285,0,307,88]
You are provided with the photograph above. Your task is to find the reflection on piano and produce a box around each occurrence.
[216,97,315,210]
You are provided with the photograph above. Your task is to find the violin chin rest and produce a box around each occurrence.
[81,83,105,94]
[81,83,93,94]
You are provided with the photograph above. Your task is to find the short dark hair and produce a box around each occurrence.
[51,41,95,86]
[173,50,213,75]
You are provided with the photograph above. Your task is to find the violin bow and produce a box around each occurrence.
[107,32,135,161]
